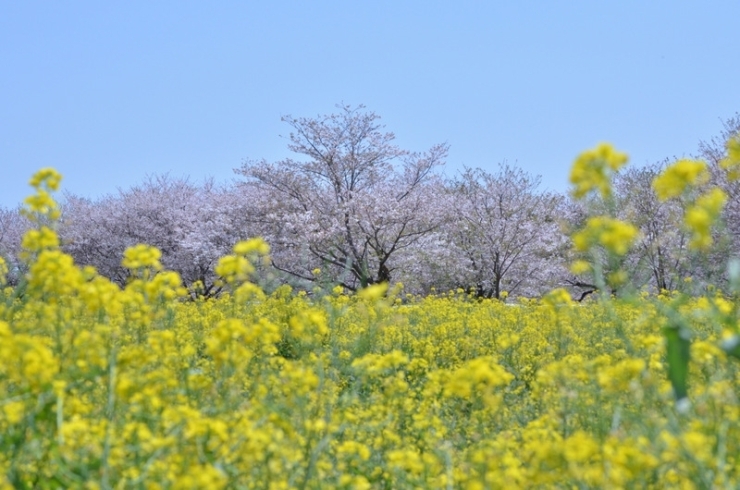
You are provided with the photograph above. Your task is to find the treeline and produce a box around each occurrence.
[1,105,738,299]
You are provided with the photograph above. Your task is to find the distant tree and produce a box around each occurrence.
[698,113,740,169]
[61,176,253,295]
[0,206,30,286]
[444,165,568,299]
[613,161,690,291]
[558,197,602,300]
[405,240,462,295]
[235,104,449,291]
[699,112,740,270]
[565,113,740,297]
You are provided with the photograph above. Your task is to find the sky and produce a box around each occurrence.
[1,1,738,208]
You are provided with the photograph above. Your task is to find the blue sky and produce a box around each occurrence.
[1,1,738,208]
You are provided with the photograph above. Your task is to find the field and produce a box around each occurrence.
[2,246,740,488]
[3,166,740,489]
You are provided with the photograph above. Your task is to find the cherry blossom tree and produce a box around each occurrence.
[444,165,568,299]
[61,176,256,295]
[698,113,740,169]
[0,206,30,286]
[700,113,740,250]
[235,104,449,291]
[613,162,691,291]
[563,163,687,299]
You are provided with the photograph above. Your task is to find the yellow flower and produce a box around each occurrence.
[234,281,265,302]
[172,464,227,490]
[23,168,63,223]
[357,282,389,301]
[2,400,26,425]
[352,350,409,376]
[214,254,253,284]
[652,159,708,201]
[443,356,514,400]
[387,448,425,475]
[339,475,371,490]
[21,226,60,255]
[597,358,645,393]
[572,217,639,256]
[233,237,270,256]
[27,250,83,296]
[607,270,628,288]
[570,260,592,275]
[12,166,740,488]
[337,440,372,461]
[23,190,60,217]
[28,167,62,191]
[720,135,740,181]
[542,288,573,307]
[681,430,713,464]
[563,431,599,463]
[144,270,186,300]
[569,143,628,199]
[215,239,270,287]
[684,187,727,250]
[122,244,163,271]
[0,257,7,286]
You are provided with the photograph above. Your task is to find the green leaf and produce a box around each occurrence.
[663,325,690,402]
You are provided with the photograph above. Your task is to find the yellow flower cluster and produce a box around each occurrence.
[3,245,740,487]
[649,159,729,251]
[4,167,740,488]
[720,134,740,181]
[20,226,59,255]
[684,187,727,250]
[0,257,7,286]
[28,167,62,191]
[233,237,270,256]
[572,216,639,256]
[542,287,574,307]
[122,243,163,271]
[443,356,514,408]
[215,238,270,286]
[23,168,63,223]
[357,282,389,301]
[352,350,409,376]
[652,159,709,201]
[569,143,628,199]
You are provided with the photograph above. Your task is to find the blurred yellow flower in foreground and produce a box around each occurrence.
[684,187,727,250]
[569,143,628,199]
[572,216,639,256]
[652,159,708,201]
[122,244,163,271]
[720,135,740,180]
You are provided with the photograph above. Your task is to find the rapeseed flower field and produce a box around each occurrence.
[2,167,740,488]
